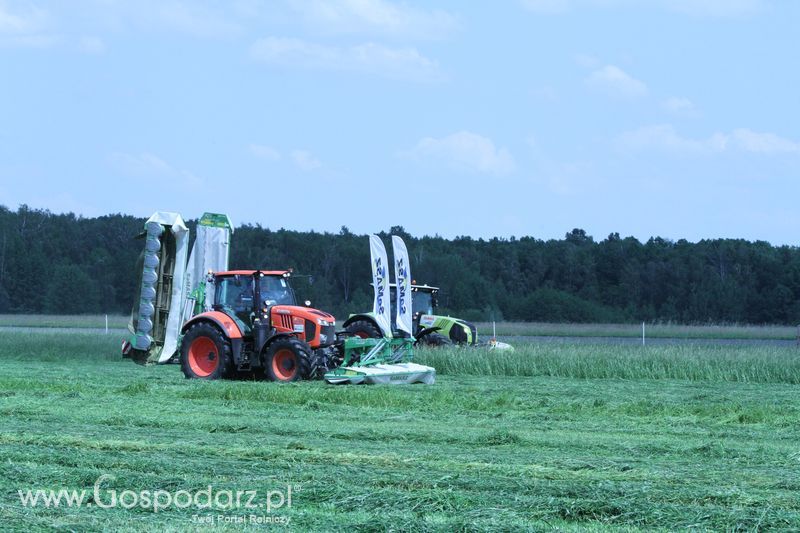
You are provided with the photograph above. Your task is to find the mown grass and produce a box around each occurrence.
[0,331,799,531]
[475,321,799,340]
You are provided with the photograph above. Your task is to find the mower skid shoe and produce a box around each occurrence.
[324,362,435,385]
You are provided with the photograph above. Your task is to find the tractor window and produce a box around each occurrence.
[260,276,295,306]
[215,276,254,314]
[413,291,434,315]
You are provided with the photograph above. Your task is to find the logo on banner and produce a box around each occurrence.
[396,258,408,315]
[374,257,386,314]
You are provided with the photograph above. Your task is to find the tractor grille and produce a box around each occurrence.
[465,321,478,344]
[449,321,478,344]
[305,319,316,343]
[449,324,467,343]
[319,325,336,346]
[279,314,292,330]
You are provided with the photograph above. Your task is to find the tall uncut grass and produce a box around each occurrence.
[2,331,799,384]
[0,314,128,329]
[417,344,800,383]
[475,321,799,339]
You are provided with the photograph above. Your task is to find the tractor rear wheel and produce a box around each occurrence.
[180,322,232,380]
[264,337,312,383]
[345,320,382,339]
[420,332,452,347]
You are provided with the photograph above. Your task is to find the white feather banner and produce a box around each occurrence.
[392,236,413,335]
[369,235,392,336]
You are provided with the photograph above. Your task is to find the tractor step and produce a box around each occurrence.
[324,362,435,385]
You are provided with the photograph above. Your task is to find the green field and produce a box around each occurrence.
[2,314,797,343]
[1,331,799,531]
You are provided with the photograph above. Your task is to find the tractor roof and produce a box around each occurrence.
[216,270,291,277]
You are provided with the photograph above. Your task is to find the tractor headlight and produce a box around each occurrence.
[317,318,334,326]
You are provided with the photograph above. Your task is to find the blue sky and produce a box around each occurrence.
[1,0,798,244]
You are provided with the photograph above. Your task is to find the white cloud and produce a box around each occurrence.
[574,53,600,68]
[0,1,48,34]
[662,96,694,113]
[530,86,558,102]
[290,149,321,171]
[249,144,281,160]
[663,0,762,17]
[250,37,442,82]
[617,125,800,155]
[585,65,647,97]
[404,131,516,175]
[617,125,726,154]
[520,0,570,13]
[78,35,105,54]
[288,0,458,38]
[521,0,763,17]
[108,152,203,186]
[730,128,800,154]
[82,1,242,39]
[150,2,241,38]
[0,1,56,47]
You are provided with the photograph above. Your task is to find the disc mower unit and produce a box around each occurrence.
[324,337,434,385]
[122,212,190,365]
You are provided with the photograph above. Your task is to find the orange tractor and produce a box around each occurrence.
[178,270,338,381]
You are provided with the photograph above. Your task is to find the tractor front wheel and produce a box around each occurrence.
[419,332,452,347]
[345,320,382,339]
[180,322,232,380]
[263,337,312,383]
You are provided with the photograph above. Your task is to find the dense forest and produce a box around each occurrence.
[1,205,800,325]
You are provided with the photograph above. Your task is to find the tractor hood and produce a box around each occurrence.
[420,314,478,345]
[271,305,336,347]
[272,305,335,323]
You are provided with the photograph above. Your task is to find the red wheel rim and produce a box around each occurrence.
[354,331,369,339]
[188,336,219,377]
[272,348,297,381]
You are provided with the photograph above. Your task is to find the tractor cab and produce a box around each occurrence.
[389,283,439,325]
[206,270,335,348]
[213,271,297,325]
[410,285,439,317]
[384,283,475,345]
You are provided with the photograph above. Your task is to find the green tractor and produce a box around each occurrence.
[340,233,481,347]
[343,283,478,347]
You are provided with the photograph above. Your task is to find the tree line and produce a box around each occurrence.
[2,205,799,325]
